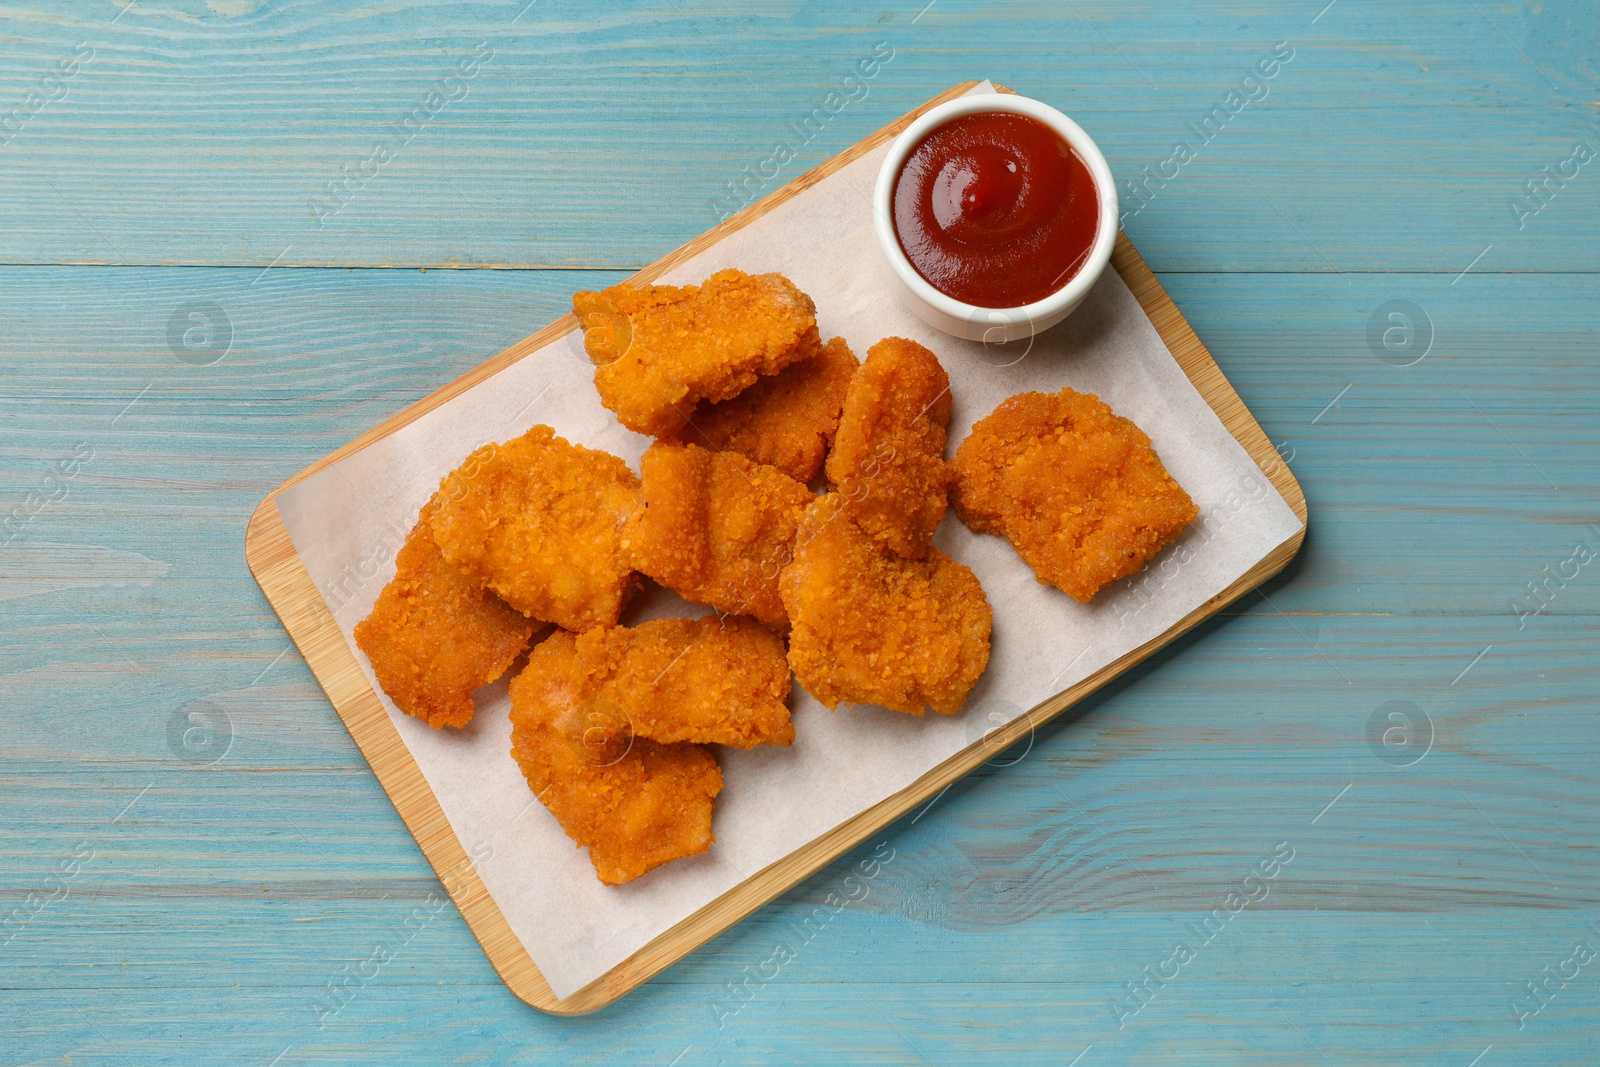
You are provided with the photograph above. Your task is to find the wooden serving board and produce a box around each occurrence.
[245,82,1308,1016]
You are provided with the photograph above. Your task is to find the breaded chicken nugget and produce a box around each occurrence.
[428,425,641,632]
[824,337,952,559]
[950,388,1198,603]
[622,441,812,628]
[780,496,991,716]
[354,501,539,729]
[678,334,859,483]
[573,269,819,438]
[597,616,793,749]
[510,634,722,886]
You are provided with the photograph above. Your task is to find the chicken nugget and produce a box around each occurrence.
[428,425,641,632]
[622,441,812,628]
[950,388,1198,603]
[780,496,991,715]
[573,269,819,438]
[678,334,859,483]
[824,337,952,559]
[354,501,538,729]
[599,616,793,749]
[509,634,722,886]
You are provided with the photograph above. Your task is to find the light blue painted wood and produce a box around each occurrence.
[1,1,1598,1064]
[0,1,1595,270]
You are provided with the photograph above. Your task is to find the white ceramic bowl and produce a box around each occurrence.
[873,93,1118,343]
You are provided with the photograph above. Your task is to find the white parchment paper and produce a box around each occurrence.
[276,84,1303,999]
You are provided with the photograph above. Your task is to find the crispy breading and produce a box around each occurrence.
[573,269,819,438]
[622,441,813,628]
[950,388,1198,603]
[580,616,793,748]
[678,334,859,483]
[509,633,723,885]
[354,501,538,729]
[824,337,952,559]
[427,425,641,632]
[512,614,791,748]
[780,496,991,716]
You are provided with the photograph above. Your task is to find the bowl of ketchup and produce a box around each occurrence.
[873,93,1118,343]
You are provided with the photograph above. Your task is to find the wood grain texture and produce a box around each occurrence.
[2,0,1598,1062]
[0,1,1594,271]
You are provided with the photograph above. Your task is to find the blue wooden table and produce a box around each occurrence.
[3,2,1597,1064]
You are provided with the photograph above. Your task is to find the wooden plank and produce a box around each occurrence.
[1,266,1594,623]
[0,1,1594,270]
[240,83,1310,1013]
[3,817,1594,1064]
[7,972,1599,1067]
[9,610,1600,900]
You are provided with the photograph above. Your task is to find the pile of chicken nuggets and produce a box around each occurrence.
[354,267,1196,885]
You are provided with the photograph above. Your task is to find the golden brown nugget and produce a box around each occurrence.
[597,616,793,749]
[573,269,819,438]
[622,441,812,628]
[428,425,641,632]
[354,501,538,729]
[518,618,792,748]
[679,335,859,483]
[510,635,722,885]
[824,337,952,559]
[780,496,991,716]
[950,388,1198,603]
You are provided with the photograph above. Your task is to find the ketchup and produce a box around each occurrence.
[892,112,1100,308]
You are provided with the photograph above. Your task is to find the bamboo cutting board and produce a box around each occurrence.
[245,82,1308,1015]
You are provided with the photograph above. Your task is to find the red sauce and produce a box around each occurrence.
[892,111,1100,308]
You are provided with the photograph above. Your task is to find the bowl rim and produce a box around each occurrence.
[872,92,1120,330]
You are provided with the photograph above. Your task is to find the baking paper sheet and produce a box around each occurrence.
[276,83,1304,999]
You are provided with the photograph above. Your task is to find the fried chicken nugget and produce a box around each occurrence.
[428,425,641,632]
[509,633,722,886]
[678,335,859,483]
[573,269,819,438]
[950,388,1199,603]
[622,441,812,628]
[598,616,794,749]
[824,337,952,559]
[780,496,991,716]
[354,500,538,729]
